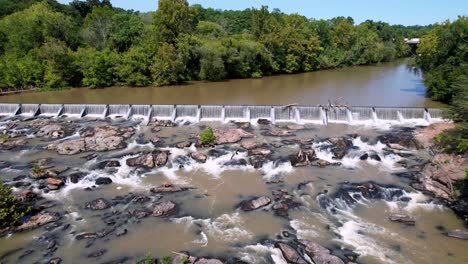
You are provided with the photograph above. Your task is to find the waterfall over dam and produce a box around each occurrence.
[0,103,443,125]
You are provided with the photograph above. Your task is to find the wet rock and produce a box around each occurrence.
[265,129,294,137]
[191,152,208,163]
[151,183,189,193]
[47,138,85,155]
[447,229,468,240]
[96,177,113,185]
[328,137,353,159]
[47,184,59,190]
[47,178,64,186]
[152,201,177,217]
[249,155,266,169]
[128,209,148,219]
[0,138,27,150]
[298,239,344,264]
[76,232,98,240]
[290,149,316,167]
[48,257,62,264]
[85,198,111,210]
[150,135,161,145]
[311,159,331,168]
[377,128,420,149]
[155,151,169,167]
[388,214,416,225]
[87,249,107,258]
[152,119,177,127]
[126,153,155,168]
[177,141,192,148]
[214,128,254,144]
[240,196,271,211]
[37,124,67,139]
[257,119,271,125]
[359,153,369,160]
[241,140,260,150]
[19,190,37,201]
[370,153,382,162]
[287,124,305,130]
[195,258,224,264]
[172,252,197,264]
[69,172,86,184]
[275,242,308,264]
[116,228,127,237]
[16,212,61,232]
[386,143,407,151]
[249,148,272,156]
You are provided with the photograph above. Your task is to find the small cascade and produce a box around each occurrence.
[397,111,404,122]
[0,104,20,116]
[132,105,150,118]
[245,107,251,121]
[39,104,62,117]
[327,107,348,123]
[428,108,443,119]
[270,107,275,124]
[221,106,226,122]
[250,106,271,120]
[424,110,431,122]
[63,104,85,117]
[346,109,353,123]
[20,104,40,116]
[320,107,328,125]
[298,106,321,122]
[86,104,107,118]
[372,109,378,123]
[175,105,198,120]
[398,108,425,119]
[151,105,172,120]
[200,105,222,121]
[350,107,374,122]
[375,108,399,120]
[274,106,292,122]
[224,106,245,120]
[108,105,130,117]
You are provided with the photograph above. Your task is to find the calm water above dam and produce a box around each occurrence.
[0,59,443,107]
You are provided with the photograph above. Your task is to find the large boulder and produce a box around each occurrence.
[240,196,271,211]
[95,177,113,185]
[447,229,468,240]
[290,149,316,167]
[298,239,344,264]
[214,129,254,144]
[195,258,224,264]
[150,183,189,193]
[241,140,260,150]
[0,138,27,150]
[328,137,353,159]
[153,201,177,217]
[47,126,134,155]
[388,214,415,225]
[249,155,266,169]
[126,151,169,168]
[190,152,208,163]
[275,242,308,264]
[85,198,111,210]
[265,129,294,137]
[16,212,61,232]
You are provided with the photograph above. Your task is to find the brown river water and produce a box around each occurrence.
[0,113,466,264]
[0,60,444,107]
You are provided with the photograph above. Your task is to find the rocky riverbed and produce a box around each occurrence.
[0,115,467,264]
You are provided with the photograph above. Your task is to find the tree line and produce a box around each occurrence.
[0,0,432,90]
[415,16,467,154]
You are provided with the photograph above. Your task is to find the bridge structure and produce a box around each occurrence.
[0,103,443,126]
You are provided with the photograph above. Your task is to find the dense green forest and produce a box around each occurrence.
[0,0,434,90]
[415,17,468,154]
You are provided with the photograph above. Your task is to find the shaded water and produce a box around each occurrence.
[0,60,444,107]
[0,115,466,264]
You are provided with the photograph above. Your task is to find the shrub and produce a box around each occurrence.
[0,134,8,143]
[433,125,468,154]
[161,256,172,264]
[199,127,215,145]
[0,183,30,229]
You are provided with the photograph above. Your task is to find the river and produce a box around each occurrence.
[0,59,444,107]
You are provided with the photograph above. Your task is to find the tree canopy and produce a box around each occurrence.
[0,0,435,89]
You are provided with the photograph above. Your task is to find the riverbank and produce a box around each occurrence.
[0,114,467,263]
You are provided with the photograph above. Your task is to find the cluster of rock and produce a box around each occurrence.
[275,239,347,264]
[46,126,134,155]
[239,189,301,217]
